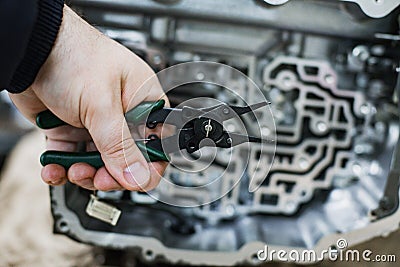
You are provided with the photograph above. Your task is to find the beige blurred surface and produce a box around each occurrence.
[0,131,94,267]
[0,131,398,267]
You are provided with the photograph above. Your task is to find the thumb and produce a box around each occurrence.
[85,95,151,191]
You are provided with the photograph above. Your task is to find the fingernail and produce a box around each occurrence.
[79,178,95,189]
[47,177,65,186]
[124,162,150,187]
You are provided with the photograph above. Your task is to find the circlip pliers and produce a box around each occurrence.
[36,100,271,169]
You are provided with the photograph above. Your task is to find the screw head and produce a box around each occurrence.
[196,72,205,80]
[152,54,162,65]
[316,121,328,132]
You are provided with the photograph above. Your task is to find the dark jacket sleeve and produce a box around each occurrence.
[0,0,64,93]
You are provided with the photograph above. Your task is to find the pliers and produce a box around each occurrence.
[36,100,271,169]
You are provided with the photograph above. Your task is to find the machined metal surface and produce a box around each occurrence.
[50,0,400,265]
[263,0,400,18]
[341,0,400,18]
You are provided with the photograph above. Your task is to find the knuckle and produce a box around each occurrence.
[101,135,136,161]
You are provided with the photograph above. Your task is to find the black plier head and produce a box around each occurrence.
[139,101,273,157]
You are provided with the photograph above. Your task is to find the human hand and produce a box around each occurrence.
[9,6,168,191]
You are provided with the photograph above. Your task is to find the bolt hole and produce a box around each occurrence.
[147,122,157,129]
[251,253,260,263]
[324,74,334,84]
[282,76,292,87]
[57,220,69,233]
[196,72,205,80]
[144,250,155,261]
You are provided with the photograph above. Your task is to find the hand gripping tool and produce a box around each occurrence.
[36,100,271,169]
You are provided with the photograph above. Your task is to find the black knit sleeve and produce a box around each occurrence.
[0,0,64,94]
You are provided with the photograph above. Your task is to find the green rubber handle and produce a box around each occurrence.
[40,141,169,169]
[36,110,66,129]
[37,100,169,167]
[36,100,165,129]
[40,151,104,169]
[136,141,169,162]
[125,99,165,124]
